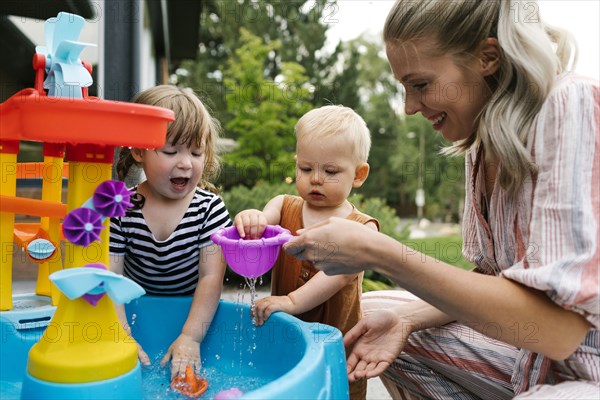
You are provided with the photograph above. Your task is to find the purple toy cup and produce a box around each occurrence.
[211,225,293,278]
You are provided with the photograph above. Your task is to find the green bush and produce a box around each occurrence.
[350,193,409,291]
[221,180,297,218]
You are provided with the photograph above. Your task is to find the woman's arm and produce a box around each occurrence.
[286,219,591,360]
[287,220,378,314]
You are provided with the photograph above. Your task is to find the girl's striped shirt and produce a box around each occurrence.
[109,187,231,295]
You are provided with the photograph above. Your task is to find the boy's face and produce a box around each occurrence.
[295,135,365,209]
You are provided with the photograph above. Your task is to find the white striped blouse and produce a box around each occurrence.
[109,187,231,295]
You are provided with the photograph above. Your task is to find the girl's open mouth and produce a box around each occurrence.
[170,177,189,188]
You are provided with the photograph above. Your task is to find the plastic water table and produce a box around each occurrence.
[0,295,349,399]
[0,11,350,400]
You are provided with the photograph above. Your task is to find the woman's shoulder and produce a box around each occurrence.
[535,72,598,128]
[547,72,599,101]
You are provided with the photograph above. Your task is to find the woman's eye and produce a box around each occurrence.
[404,82,427,95]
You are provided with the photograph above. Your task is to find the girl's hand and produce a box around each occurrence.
[137,343,151,366]
[252,295,294,326]
[284,217,378,275]
[344,309,410,381]
[160,333,201,379]
[234,209,268,239]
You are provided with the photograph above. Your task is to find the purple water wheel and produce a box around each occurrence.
[92,180,132,217]
[62,207,104,247]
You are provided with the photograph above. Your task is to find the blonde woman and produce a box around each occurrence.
[285,1,599,398]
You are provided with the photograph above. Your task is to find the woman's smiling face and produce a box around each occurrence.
[386,38,492,142]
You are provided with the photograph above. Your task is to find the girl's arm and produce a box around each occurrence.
[109,254,128,329]
[109,253,151,365]
[160,243,226,378]
[181,244,226,343]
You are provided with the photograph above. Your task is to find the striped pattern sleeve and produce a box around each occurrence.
[109,188,231,295]
[109,212,127,255]
[501,74,600,328]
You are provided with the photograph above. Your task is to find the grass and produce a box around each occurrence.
[362,234,473,292]
[402,235,473,270]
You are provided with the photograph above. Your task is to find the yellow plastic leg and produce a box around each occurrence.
[36,156,65,304]
[0,151,17,311]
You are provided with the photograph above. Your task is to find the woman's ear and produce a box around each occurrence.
[353,163,370,188]
[479,38,500,77]
[130,148,145,162]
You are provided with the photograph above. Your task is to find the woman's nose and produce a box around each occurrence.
[404,91,423,115]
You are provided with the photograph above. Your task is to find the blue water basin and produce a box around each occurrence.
[0,295,349,399]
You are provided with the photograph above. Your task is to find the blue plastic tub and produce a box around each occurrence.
[0,295,349,399]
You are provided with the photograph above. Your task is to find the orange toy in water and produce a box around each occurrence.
[170,364,208,397]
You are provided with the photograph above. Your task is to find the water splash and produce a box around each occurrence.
[244,277,259,325]
[141,354,269,399]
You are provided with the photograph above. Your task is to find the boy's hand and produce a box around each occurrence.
[252,295,294,326]
[234,209,268,239]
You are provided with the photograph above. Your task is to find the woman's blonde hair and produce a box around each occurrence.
[116,85,222,192]
[295,105,371,165]
[384,0,577,195]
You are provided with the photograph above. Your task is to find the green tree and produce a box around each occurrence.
[220,29,311,189]
[340,36,405,208]
[175,0,340,122]
[390,115,465,221]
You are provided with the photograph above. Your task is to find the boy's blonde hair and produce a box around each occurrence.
[384,0,576,196]
[117,85,222,190]
[295,105,371,164]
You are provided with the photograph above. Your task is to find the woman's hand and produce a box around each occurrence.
[284,217,379,275]
[344,309,411,381]
[252,295,294,326]
[160,333,201,379]
[234,209,268,239]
